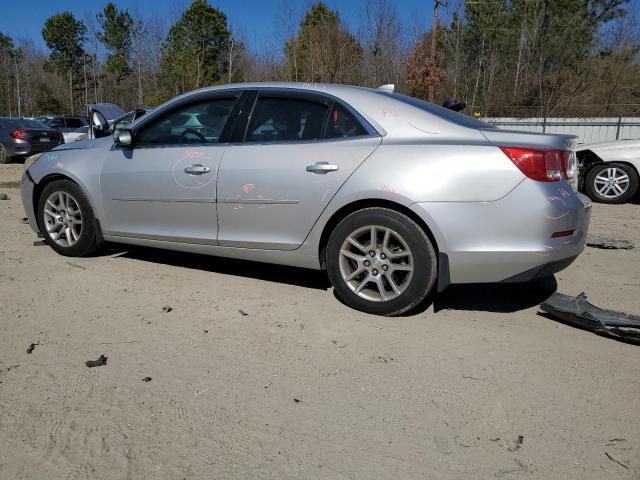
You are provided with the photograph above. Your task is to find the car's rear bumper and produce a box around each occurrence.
[5,140,59,157]
[5,140,32,157]
[411,180,591,287]
[21,170,40,234]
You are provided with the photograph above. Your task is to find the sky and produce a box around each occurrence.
[1,0,639,55]
[0,0,436,54]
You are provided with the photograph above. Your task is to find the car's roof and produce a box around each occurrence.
[143,82,497,140]
[187,81,376,96]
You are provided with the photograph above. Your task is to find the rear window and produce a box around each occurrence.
[378,92,496,130]
[0,118,47,129]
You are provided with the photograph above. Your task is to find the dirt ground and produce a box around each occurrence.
[1,162,639,479]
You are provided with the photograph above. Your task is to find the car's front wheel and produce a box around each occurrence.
[585,163,638,204]
[37,179,102,256]
[326,207,437,316]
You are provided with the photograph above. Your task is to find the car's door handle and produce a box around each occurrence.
[184,164,211,175]
[306,162,339,174]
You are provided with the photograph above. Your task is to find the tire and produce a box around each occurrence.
[585,162,638,204]
[326,207,437,316]
[0,143,10,164]
[37,179,102,257]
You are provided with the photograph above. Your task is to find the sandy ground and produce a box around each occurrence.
[0,162,639,479]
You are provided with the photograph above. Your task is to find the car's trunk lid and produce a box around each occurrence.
[21,128,63,146]
[480,128,576,150]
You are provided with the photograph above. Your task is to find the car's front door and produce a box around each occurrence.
[217,91,381,250]
[100,93,240,243]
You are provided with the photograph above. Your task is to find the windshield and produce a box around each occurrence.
[0,118,48,129]
[377,92,496,130]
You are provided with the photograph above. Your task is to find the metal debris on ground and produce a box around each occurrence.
[540,292,640,344]
[161,305,173,313]
[33,239,46,246]
[26,342,39,354]
[85,354,108,368]
[508,435,524,452]
[19,217,29,224]
[293,397,302,403]
[586,235,634,250]
[238,309,248,316]
[142,377,152,382]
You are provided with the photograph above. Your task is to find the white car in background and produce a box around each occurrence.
[64,125,89,142]
[577,140,640,204]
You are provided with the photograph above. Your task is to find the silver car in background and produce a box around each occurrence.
[20,82,591,315]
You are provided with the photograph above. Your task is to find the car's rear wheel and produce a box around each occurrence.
[326,207,437,316]
[585,163,638,204]
[37,179,102,256]
[0,143,9,164]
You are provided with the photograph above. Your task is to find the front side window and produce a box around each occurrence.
[324,103,368,138]
[245,97,327,143]
[136,97,237,146]
[112,113,134,131]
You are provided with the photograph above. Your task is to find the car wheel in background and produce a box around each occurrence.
[326,207,437,316]
[585,163,638,204]
[37,179,102,256]
[0,143,9,164]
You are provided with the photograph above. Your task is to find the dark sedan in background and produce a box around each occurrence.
[0,118,64,164]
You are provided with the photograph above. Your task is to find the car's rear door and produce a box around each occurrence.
[100,91,243,243]
[217,90,381,250]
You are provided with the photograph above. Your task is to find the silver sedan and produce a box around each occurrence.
[20,82,591,315]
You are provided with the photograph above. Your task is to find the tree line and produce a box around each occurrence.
[0,0,638,119]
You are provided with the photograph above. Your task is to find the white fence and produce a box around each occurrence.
[482,117,640,144]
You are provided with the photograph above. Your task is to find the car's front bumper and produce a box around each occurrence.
[411,180,591,287]
[21,170,40,234]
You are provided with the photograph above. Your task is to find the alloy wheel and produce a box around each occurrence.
[43,191,83,247]
[593,167,630,199]
[339,225,414,302]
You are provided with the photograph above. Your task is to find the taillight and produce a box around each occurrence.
[500,146,573,182]
[10,129,28,140]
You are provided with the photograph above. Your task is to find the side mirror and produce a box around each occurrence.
[113,129,133,147]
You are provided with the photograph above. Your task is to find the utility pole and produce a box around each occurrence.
[429,0,445,102]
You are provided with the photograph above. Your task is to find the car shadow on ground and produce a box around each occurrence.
[110,245,332,291]
[431,276,558,314]
[108,245,557,314]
